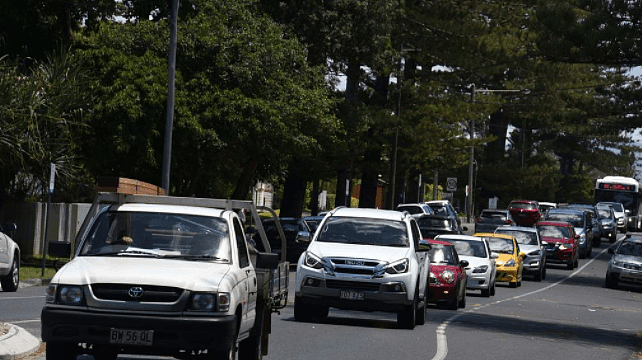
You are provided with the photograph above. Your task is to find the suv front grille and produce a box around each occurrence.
[91,284,184,302]
[330,258,381,276]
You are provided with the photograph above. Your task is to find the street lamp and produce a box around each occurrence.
[467,85,529,222]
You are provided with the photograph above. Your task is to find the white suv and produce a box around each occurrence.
[294,207,431,329]
[0,222,20,292]
[436,234,497,297]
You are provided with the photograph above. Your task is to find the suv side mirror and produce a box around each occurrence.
[459,260,469,267]
[295,231,311,244]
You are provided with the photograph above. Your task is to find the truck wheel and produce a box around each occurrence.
[397,297,417,329]
[46,341,77,360]
[0,256,19,292]
[238,308,264,360]
[212,318,238,360]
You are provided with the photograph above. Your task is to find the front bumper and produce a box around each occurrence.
[465,271,491,290]
[522,256,542,274]
[426,283,457,303]
[296,276,412,312]
[606,264,642,285]
[41,306,236,354]
[495,266,519,283]
[545,248,574,264]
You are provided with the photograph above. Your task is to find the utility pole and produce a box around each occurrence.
[162,0,179,195]
[467,86,475,222]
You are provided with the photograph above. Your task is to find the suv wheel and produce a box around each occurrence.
[397,297,417,329]
[0,256,19,292]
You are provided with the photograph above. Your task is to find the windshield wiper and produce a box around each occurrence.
[169,254,226,261]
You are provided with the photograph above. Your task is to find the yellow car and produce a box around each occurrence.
[473,233,525,288]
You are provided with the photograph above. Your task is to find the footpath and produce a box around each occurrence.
[0,279,50,360]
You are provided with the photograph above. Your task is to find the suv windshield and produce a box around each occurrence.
[617,241,642,256]
[79,211,231,261]
[317,217,410,247]
[494,229,538,245]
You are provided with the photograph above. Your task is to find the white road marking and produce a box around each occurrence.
[6,319,40,324]
[0,296,45,300]
[430,242,615,360]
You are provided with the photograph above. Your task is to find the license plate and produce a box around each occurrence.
[519,213,526,217]
[340,290,364,300]
[110,328,154,346]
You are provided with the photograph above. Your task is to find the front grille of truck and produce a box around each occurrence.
[325,280,381,291]
[90,283,184,302]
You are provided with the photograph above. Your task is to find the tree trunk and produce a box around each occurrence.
[359,146,381,208]
[311,178,320,215]
[231,160,258,200]
[280,174,307,218]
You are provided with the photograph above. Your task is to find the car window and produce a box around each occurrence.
[484,237,514,254]
[444,239,487,258]
[494,229,538,245]
[617,241,642,256]
[317,217,410,247]
[429,245,458,265]
[481,211,507,220]
[509,202,536,210]
[397,206,423,215]
[537,225,570,238]
[545,213,583,227]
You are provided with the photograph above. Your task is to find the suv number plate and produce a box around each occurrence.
[340,290,364,300]
[110,328,154,346]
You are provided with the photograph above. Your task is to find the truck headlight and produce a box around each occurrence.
[58,286,84,305]
[190,293,216,311]
[385,258,409,274]
[45,285,57,303]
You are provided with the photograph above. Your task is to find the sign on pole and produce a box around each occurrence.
[447,177,457,192]
[49,163,56,193]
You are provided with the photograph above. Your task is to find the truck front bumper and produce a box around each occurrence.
[41,306,237,354]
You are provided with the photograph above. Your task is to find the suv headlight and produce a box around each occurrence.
[559,244,571,250]
[385,258,409,274]
[473,265,488,273]
[304,252,324,269]
[578,233,586,244]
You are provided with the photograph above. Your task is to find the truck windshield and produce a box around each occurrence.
[79,211,231,262]
[316,217,409,247]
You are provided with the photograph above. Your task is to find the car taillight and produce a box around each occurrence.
[476,217,482,223]
[504,219,512,224]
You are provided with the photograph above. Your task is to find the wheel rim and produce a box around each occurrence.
[12,259,19,286]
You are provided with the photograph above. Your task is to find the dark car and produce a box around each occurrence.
[475,209,514,233]
[562,204,602,246]
[417,214,465,239]
[543,208,593,258]
[425,200,463,233]
[257,217,312,263]
[425,239,468,310]
[302,215,326,233]
[507,200,542,227]
[596,205,617,243]
[605,235,642,289]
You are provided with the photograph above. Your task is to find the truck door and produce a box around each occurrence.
[233,218,257,335]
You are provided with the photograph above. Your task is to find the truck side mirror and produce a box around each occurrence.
[256,252,280,269]
[48,242,72,258]
[2,222,17,232]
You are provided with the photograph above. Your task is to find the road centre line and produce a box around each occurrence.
[430,243,614,360]
[0,296,45,301]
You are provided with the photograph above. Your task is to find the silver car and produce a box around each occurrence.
[494,226,546,281]
[596,206,617,243]
[597,201,628,233]
[605,235,642,289]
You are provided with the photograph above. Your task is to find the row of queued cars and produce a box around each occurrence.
[474,199,642,290]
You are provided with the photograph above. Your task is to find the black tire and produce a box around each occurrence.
[517,279,522,287]
[533,266,543,282]
[212,325,238,360]
[587,246,593,257]
[573,258,579,269]
[605,276,618,289]
[481,286,490,297]
[397,297,417,329]
[92,345,118,360]
[509,281,518,288]
[46,341,77,360]
[238,307,265,360]
[0,256,19,292]
[566,260,574,270]
[294,297,314,322]
[458,287,466,309]
[610,232,616,243]
[489,281,496,296]
[447,283,460,310]
[579,249,586,259]
[542,264,546,280]
[594,236,601,247]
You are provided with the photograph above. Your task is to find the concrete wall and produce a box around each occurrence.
[0,201,92,256]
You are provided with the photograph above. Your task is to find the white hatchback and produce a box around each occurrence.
[435,234,497,297]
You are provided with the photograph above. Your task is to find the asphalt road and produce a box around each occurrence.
[2,233,641,360]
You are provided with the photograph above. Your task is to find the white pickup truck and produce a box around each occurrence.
[41,192,290,360]
[294,207,431,329]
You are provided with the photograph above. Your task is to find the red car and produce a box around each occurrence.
[425,239,468,310]
[536,220,579,270]
[507,200,542,227]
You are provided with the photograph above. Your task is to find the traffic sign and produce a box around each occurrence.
[446,177,457,192]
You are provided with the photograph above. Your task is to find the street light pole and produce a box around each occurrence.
[467,85,475,222]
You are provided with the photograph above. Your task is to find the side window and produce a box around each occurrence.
[233,218,250,268]
[410,220,421,248]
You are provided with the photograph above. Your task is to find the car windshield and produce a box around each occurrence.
[494,229,538,245]
[597,209,612,219]
[79,211,231,262]
[545,213,583,227]
[509,202,536,210]
[485,237,514,254]
[442,238,487,258]
[616,241,642,256]
[417,217,450,230]
[316,217,410,247]
[397,206,423,215]
[429,245,458,265]
[480,211,507,220]
[537,225,570,239]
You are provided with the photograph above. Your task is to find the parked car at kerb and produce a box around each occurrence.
[596,205,617,243]
[507,200,542,227]
[474,209,514,234]
[536,220,579,270]
[543,208,593,258]
[494,226,546,281]
[425,239,468,310]
[597,201,628,233]
[417,214,463,239]
[0,222,20,292]
[436,234,497,297]
[474,233,525,288]
[605,235,642,289]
